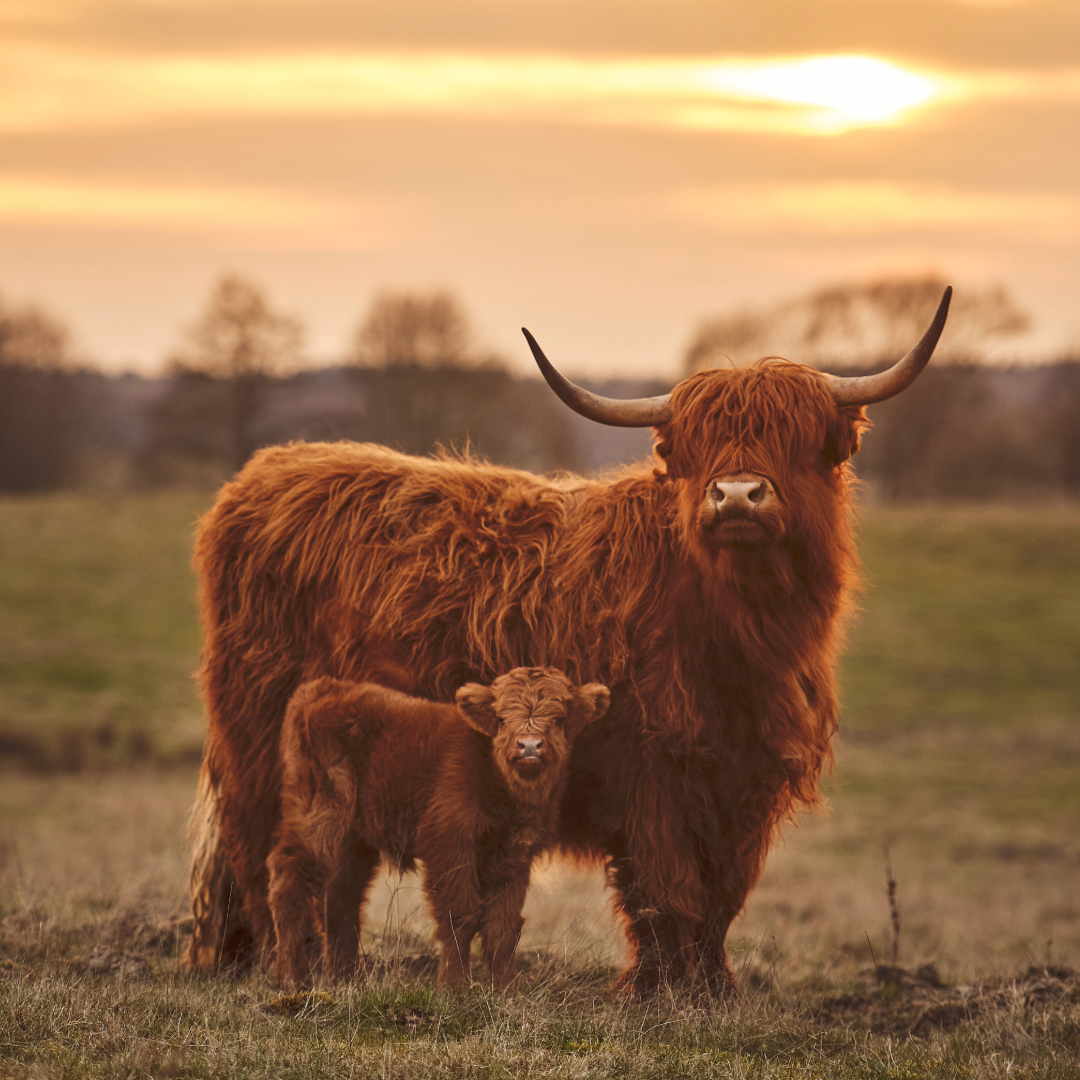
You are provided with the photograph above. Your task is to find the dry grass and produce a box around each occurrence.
[3,759,1080,1078]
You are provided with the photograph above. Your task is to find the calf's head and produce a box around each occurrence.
[456,667,610,801]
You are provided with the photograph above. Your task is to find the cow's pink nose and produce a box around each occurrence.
[517,738,543,757]
[711,477,775,513]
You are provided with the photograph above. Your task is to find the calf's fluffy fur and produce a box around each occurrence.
[267,667,609,988]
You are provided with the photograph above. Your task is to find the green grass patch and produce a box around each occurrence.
[842,503,1080,731]
[0,491,211,768]
[0,494,1078,768]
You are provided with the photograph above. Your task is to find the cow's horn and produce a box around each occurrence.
[522,328,672,427]
[825,287,952,406]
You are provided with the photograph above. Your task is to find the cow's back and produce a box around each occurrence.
[191,439,674,964]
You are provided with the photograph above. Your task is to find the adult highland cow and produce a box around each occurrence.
[186,289,951,993]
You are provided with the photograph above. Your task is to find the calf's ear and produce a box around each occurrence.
[455,683,498,737]
[570,683,610,735]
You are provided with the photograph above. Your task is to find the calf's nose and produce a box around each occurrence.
[517,737,543,758]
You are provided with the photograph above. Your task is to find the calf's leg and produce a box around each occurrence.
[478,877,529,989]
[267,841,323,988]
[426,862,483,989]
[434,912,479,989]
[269,754,358,986]
[322,839,381,982]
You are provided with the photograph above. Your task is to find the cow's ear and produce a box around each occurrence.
[455,683,498,737]
[570,683,610,736]
[822,406,868,466]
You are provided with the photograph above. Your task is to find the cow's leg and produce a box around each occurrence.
[185,755,257,972]
[560,723,708,994]
[185,727,284,971]
[205,769,281,966]
[693,843,753,998]
[693,799,782,998]
[194,582,313,969]
[322,840,381,982]
[478,877,529,989]
[693,905,740,998]
[606,851,699,995]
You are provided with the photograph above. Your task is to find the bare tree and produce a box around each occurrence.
[352,290,475,369]
[348,290,518,460]
[0,302,72,371]
[1043,360,1080,494]
[0,297,85,490]
[168,275,303,473]
[683,274,1031,374]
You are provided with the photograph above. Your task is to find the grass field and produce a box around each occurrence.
[0,493,208,770]
[2,492,1080,1077]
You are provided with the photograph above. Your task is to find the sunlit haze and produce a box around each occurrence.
[0,0,1077,374]
[0,47,945,135]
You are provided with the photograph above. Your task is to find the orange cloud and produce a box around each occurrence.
[0,175,402,246]
[666,181,1080,243]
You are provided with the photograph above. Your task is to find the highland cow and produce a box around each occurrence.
[267,668,609,989]
[186,289,951,994]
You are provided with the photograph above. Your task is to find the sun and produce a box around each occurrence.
[709,55,938,127]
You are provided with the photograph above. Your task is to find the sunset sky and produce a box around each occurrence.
[1,0,1078,375]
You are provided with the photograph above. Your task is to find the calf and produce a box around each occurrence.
[267,667,610,989]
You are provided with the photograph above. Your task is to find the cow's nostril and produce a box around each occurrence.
[749,483,766,504]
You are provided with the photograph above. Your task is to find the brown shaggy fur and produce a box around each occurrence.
[186,359,867,994]
[267,668,609,989]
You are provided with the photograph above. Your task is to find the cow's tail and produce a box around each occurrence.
[184,756,256,972]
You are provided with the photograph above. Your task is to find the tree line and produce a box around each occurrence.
[1,274,1078,501]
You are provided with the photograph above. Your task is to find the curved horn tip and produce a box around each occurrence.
[825,285,953,407]
[922,285,952,339]
[521,327,672,428]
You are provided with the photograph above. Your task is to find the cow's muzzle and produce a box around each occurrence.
[700,474,781,547]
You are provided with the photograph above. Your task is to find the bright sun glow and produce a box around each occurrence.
[0,44,947,137]
[714,55,937,124]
